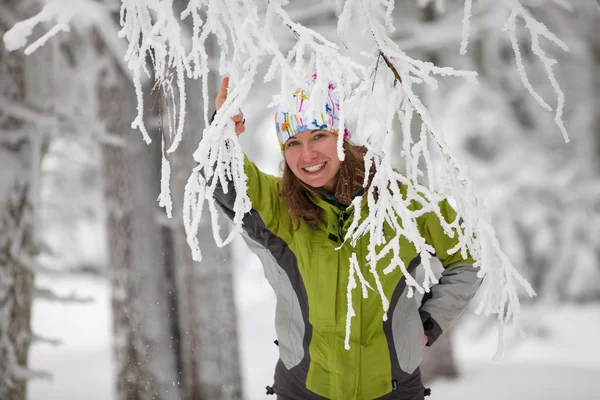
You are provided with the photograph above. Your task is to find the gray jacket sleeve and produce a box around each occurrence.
[416,198,483,346]
[419,263,482,346]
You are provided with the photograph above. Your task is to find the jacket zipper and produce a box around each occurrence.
[338,209,345,240]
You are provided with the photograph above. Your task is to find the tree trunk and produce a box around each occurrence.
[420,331,458,384]
[98,8,242,397]
[166,42,243,400]
[0,4,38,398]
[98,43,184,400]
[594,14,600,194]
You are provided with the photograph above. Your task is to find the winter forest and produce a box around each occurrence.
[1,0,599,399]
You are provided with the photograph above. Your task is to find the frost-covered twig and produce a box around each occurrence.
[337,0,536,354]
[178,0,366,260]
[4,0,549,358]
[3,0,74,55]
[449,0,570,141]
[459,0,473,54]
[118,0,191,148]
[3,0,115,55]
[502,0,569,142]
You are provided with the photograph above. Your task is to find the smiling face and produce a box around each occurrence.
[283,129,341,193]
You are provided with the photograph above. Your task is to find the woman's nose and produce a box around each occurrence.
[301,143,317,160]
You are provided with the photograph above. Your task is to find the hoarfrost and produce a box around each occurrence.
[3,0,576,357]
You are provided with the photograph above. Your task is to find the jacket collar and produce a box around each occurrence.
[305,188,367,235]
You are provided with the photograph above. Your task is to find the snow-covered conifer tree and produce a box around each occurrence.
[1,2,45,397]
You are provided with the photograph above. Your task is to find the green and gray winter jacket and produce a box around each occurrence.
[214,156,481,400]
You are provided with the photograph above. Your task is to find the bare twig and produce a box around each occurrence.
[379,52,403,86]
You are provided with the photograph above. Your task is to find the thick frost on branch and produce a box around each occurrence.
[6,0,570,358]
[3,0,117,55]
[337,0,536,355]
[118,0,191,147]
[502,0,570,142]
[447,0,570,142]
[3,0,74,55]
[153,0,366,260]
[344,253,373,350]
[459,0,473,55]
[113,0,367,257]
[117,0,540,356]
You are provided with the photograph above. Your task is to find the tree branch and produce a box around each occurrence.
[379,52,402,86]
[34,287,94,304]
[0,94,59,126]
[11,364,52,382]
[31,333,62,347]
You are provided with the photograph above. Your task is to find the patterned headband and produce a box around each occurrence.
[274,77,350,149]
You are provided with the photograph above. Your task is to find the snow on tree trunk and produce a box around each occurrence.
[0,6,37,398]
[98,45,183,400]
[165,24,243,397]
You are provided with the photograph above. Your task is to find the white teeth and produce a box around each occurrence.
[304,163,325,172]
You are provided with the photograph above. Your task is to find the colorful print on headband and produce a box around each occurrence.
[275,79,351,149]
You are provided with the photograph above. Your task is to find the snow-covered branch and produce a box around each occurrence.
[3,0,114,55]
[0,94,63,126]
[502,0,569,142]
[31,333,62,347]
[459,0,473,55]
[10,364,52,382]
[335,0,538,353]
[449,0,570,141]
[0,94,127,149]
[4,0,575,357]
[181,0,366,259]
[120,0,546,354]
[34,287,94,303]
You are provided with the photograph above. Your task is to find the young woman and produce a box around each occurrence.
[212,77,481,400]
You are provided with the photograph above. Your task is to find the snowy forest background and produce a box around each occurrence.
[1,0,600,399]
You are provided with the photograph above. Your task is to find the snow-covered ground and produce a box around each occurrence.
[28,260,600,400]
[28,275,114,400]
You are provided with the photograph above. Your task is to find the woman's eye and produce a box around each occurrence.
[314,133,325,140]
[287,141,299,147]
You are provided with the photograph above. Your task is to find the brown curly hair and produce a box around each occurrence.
[279,141,373,229]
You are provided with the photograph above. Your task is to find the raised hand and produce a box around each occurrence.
[216,76,245,136]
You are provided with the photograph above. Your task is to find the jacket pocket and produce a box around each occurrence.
[391,285,425,374]
[311,242,338,332]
